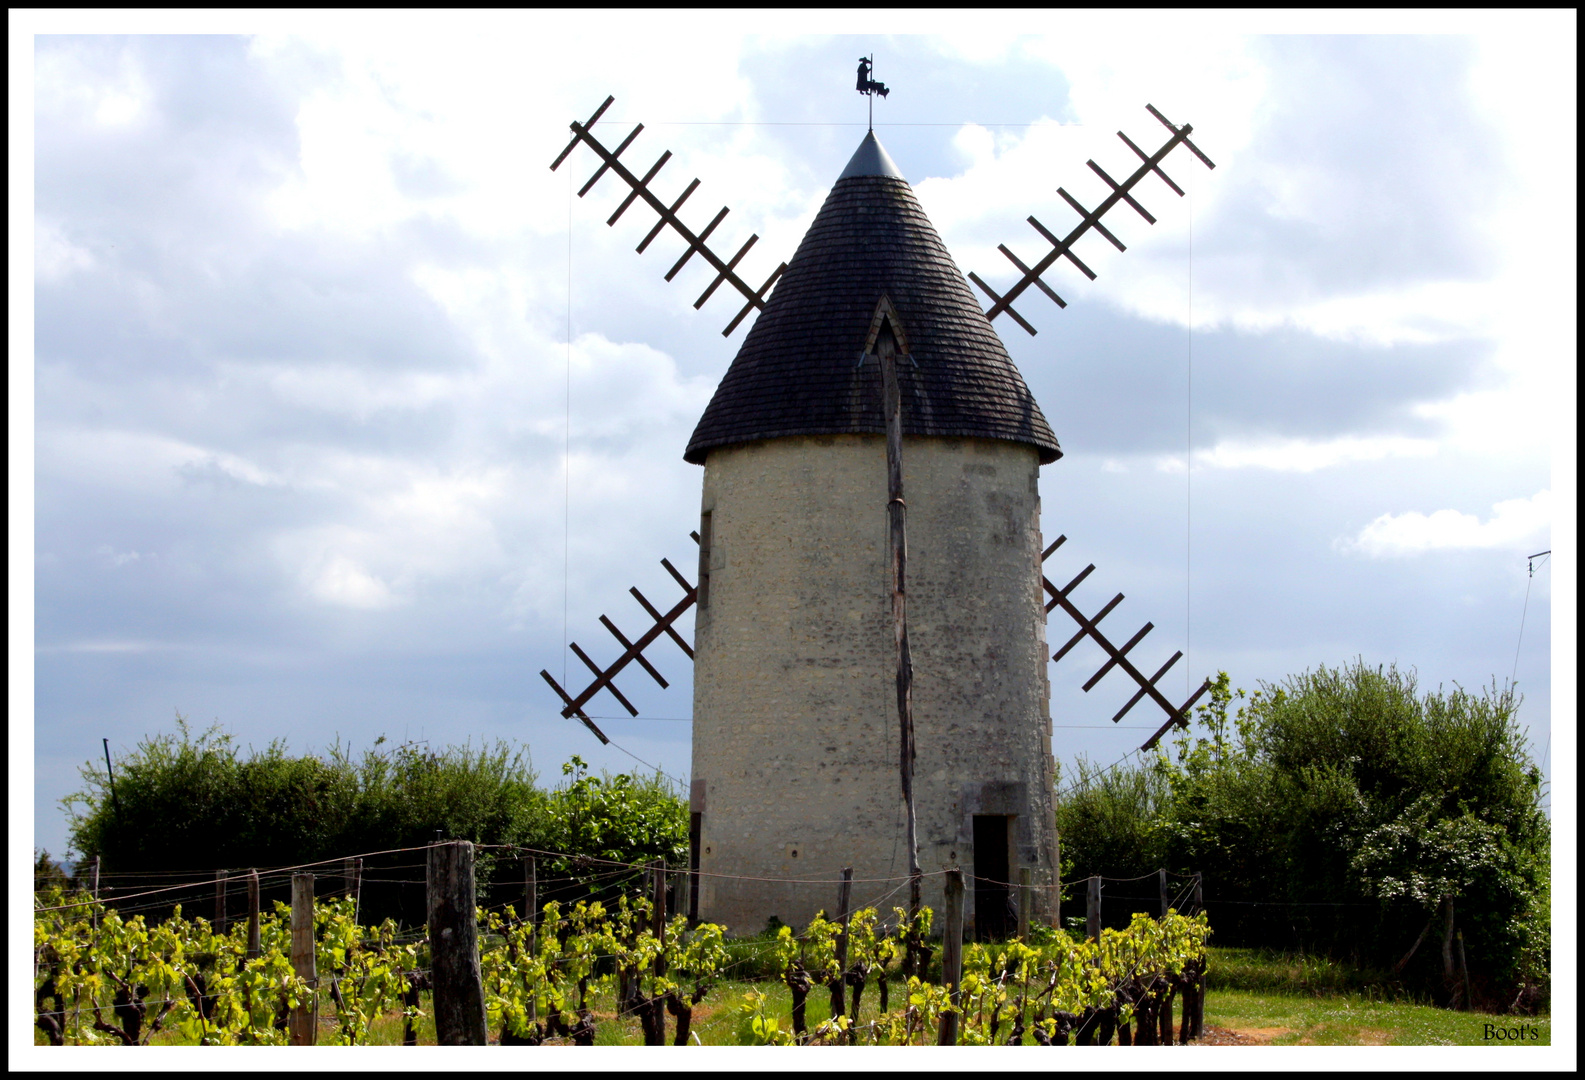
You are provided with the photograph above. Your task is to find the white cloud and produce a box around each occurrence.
[34,220,96,282]
[37,428,287,495]
[1338,489,1552,557]
[1152,434,1439,474]
[307,554,399,610]
[34,640,172,655]
[34,37,153,131]
[95,545,149,567]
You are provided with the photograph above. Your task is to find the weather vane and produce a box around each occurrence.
[857,54,889,129]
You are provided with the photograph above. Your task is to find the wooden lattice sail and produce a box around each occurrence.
[550,96,786,336]
[539,539,700,744]
[1041,537,1211,750]
[969,104,1215,336]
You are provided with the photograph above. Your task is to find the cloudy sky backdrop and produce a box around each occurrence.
[15,12,1574,861]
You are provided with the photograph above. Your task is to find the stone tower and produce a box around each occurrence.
[684,132,1062,937]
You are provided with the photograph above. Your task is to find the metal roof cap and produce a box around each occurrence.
[837,130,905,181]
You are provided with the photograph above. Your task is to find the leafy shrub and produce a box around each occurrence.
[1057,660,1549,1010]
[62,720,687,926]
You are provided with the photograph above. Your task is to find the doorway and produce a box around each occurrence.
[972,814,1013,941]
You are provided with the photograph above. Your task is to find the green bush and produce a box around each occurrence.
[62,720,687,926]
[1057,660,1549,1011]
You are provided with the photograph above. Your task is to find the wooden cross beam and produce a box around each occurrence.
[971,104,1215,336]
[1040,535,1211,751]
[551,95,787,337]
[539,543,699,744]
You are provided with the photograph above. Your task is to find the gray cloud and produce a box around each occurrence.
[30,32,1551,862]
[1010,303,1492,456]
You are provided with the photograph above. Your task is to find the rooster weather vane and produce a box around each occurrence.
[540,60,1216,757]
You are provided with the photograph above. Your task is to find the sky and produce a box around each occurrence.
[13,12,1575,882]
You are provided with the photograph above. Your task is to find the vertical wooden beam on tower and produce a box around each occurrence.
[878,319,922,931]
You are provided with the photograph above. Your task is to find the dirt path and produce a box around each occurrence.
[1193,1023,1396,1046]
[1191,1024,1293,1045]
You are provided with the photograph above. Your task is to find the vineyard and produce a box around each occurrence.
[34,842,1210,1047]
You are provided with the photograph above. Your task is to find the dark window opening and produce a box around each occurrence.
[696,510,712,609]
[973,814,1014,941]
[688,812,702,923]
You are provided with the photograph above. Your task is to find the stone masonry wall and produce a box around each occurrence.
[690,433,1057,936]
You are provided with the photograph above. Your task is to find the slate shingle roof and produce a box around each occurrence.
[684,135,1061,466]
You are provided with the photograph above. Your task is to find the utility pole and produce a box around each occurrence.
[102,739,122,821]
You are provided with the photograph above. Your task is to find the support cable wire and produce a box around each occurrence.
[43,838,963,914]
[1512,550,1551,779]
[563,158,573,688]
[33,843,443,912]
[1054,747,1141,802]
[1512,550,1549,686]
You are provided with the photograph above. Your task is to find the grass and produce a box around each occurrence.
[1205,988,1551,1046]
[1206,945,1403,997]
[1199,945,1550,1046]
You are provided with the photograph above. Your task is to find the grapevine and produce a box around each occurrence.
[37,876,1210,1046]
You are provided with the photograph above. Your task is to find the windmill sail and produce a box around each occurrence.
[551,95,787,336]
[969,104,1215,336]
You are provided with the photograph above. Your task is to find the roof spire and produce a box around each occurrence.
[838,129,904,181]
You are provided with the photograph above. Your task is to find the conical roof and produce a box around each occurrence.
[684,132,1060,465]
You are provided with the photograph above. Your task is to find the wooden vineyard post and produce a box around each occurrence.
[651,858,668,1046]
[215,868,228,933]
[1052,836,1061,931]
[344,857,363,922]
[529,850,542,1021]
[1086,876,1101,941]
[832,868,853,1023]
[937,868,964,1046]
[1159,868,1169,919]
[1017,866,1032,941]
[289,873,317,1046]
[426,841,487,1045]
[246,869,262,959]
[671,867,688,932]
[1458,931,1473,1012]
[1191,871,1206,1038]
[402,980,421,1046]
[88,856,100,928]
[651,859,668,945]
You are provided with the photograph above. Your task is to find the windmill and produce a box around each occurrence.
[539,66,1214,937]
